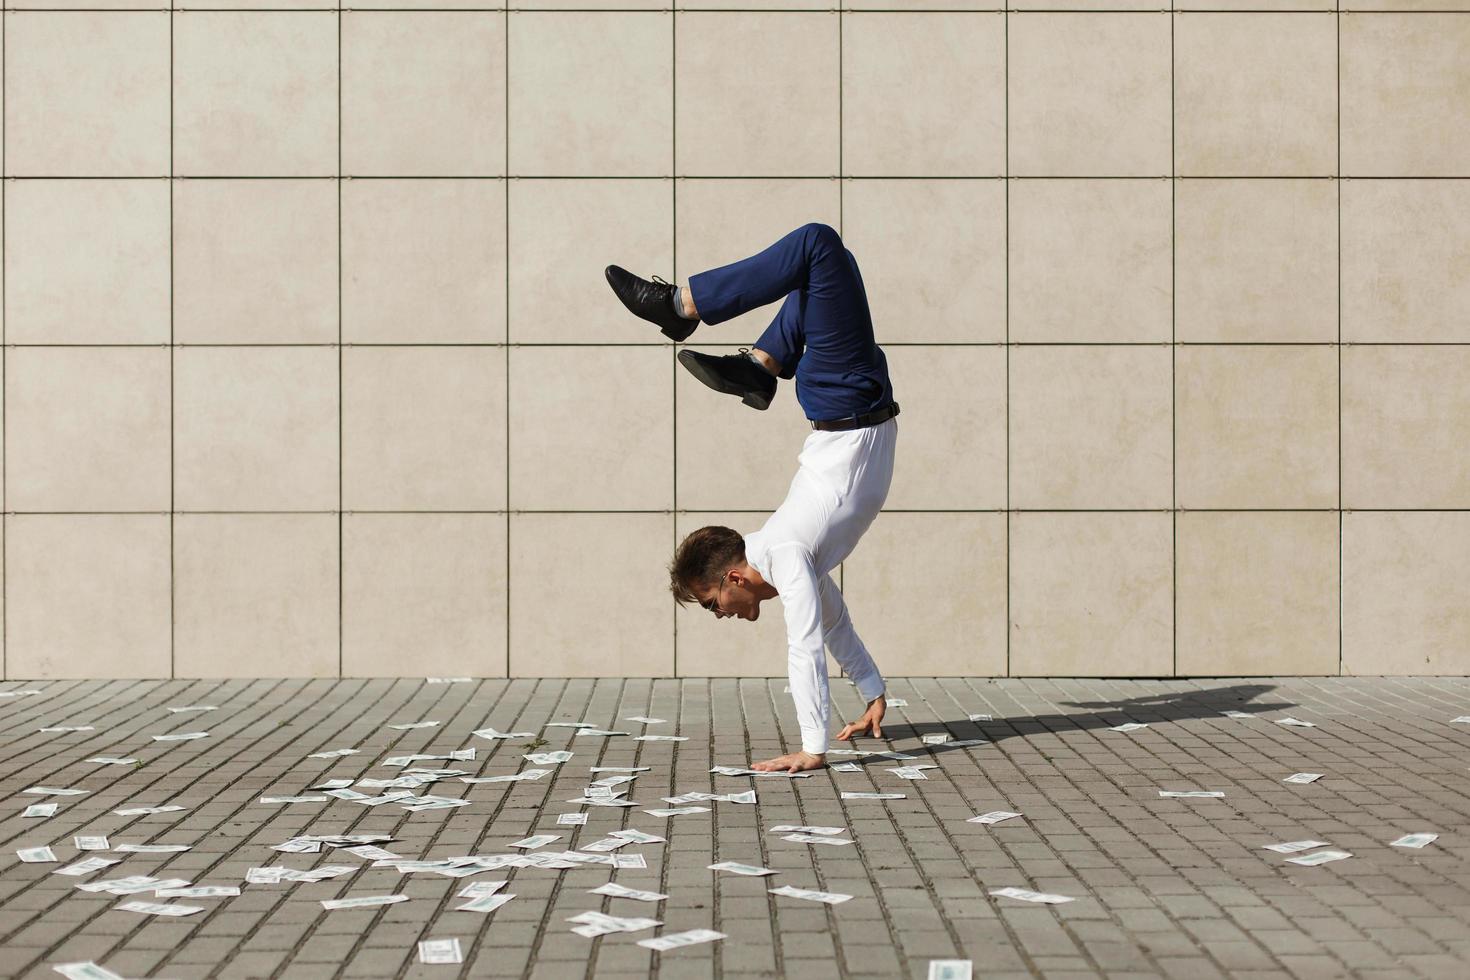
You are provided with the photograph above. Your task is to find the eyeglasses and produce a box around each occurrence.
[699,576,729,614]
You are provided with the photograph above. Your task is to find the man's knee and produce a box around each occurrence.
[801,222,842,251]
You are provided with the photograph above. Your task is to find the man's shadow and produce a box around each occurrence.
[861,683,1289,758]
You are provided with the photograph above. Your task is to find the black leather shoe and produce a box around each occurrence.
[604,265,699,342]
[677,348,778,411]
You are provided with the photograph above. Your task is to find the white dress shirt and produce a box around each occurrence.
[743,417,897,755]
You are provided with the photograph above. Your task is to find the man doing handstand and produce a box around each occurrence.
[605,222,898,774]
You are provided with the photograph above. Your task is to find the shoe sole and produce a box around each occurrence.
[677,351,772,411]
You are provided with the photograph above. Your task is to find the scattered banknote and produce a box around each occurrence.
[388,722,439,731]
[508,835,561,850]
[826,749,867,756]
[830,763,862,773]
[112,805,185,816]
[22,804,58,818]
[54,857,122,876]
[74,837,109,851]
[928,961,973,980]
[18,847,58,863]
[1109,723,1149,733]
[426,677,472,683]
[320,895,408,910]
[167,706,217,713]
[625,716,666,724]
[943,739,987,748]
[968,713,992,722]
[591,882,667,902]
[1284,773,1323,784]
[272,839,322,854]
[116,901,203,916]
[782,834,853,846]
[644,807,710,817]
[1391,833,1439,849]
[458,881,508,898]
[458,893,514,913]
[1262,840,1332,853]
[39,726,94,733]
[921,733,949,745]
[86,758,137,766]
[769,885,852,904]
[524,751,574,765]
[0,689,42,697]
[989,887,1074,904]
[114,844,190,853]
[557,813,588,826]
[968,811,1022,825]
[722,790,757,805]
[418,939,462,964]
[400,795,471,811]
[1276,717,1317,728]
[314,779,355,790]
[323,789,371,801]
[259,796,328,804]
[461,770,551,785]
[25,787,89,797]
[887,767,930,780]
[245,868,288,884]
[151,732,208,742]
[574,729,630,737]
[662,793,716,805]
[567,797,639,808]
[875,752,919,761]
[637,928,726,951]
[886,699,909,707]
[611,853,647,869]
[568,910,662,937]
[708,861,777,876]
[590,766,651,773]
[770,826,846,836]
[51,963,124,980]
[307,748,359,758]
[342,845,401,861]
[1221,710,1253,719]
[633,735,687,742]
[1452,716,1470,724]
[580,837,631,853]
[1158,791,1224,798]
[1285,849,1352,866]
[472,727,536,740]
[77,876,191,895]
[156,886,239,898]
[609,829,665,844]
[842,792,906,800]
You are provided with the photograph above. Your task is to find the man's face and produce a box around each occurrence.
[696,570,762,622]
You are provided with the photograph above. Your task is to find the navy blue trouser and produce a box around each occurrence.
[687,223,895,423]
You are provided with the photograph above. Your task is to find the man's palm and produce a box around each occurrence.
[837,697,886,741]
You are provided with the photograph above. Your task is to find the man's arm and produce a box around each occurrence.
[751,544,830,773]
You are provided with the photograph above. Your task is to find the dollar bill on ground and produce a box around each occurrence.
[0,689,43,697]
[54,857,122,876]
[245,867,289,884]
[1158,791,1224,798]
[24,787,89,796]
[989,887,1075,904]
[112,805,186,816]
[18,847,59,863]
[721,790,757,805]
[1275,717,1317,728]
[644,807,710,817]
[842,792,906,800]
[608,829,665,844]
[545,722,601,729]
[591,766,652,773]
[508,835,561,850]
[78,876,191,895]
[637,928,726,952]
[1283,773,1324,784]
[557,813,588,826]
[341,845,400,861]
[472,727,536,740]
[307,748,360,758]
[1109,723,1149,733]
[769,885,852,904]
[770,825,846,836]
[592,774,640,787]
[458,893,515,913]
[114,844,190,853]
[590,881,668,902]
[417,939,462,964]
[151,732,209,742]
[920,733,950,745]
[574,729,630,737]
[313,778,355,790]
[610,853,647,869]
[74,837,109,851]
[580,837,632,853]
[116,901,204,916]
[661,793,715,805]
[86,758,137,766]
[624,716,666,724]
[51,962,125,980]
[875,751,919,761]
[1391,833,1439,849]
[259,796,328,804]
[1284,849,1352,866]
[457,881,508,899]
[387,721,439,730]
[1221,710,1253,719]
[782,833,853,846]
[1262,840,1332,853]
[927,961,973,980]
[156,886,239,898]
[943,739,988,747]
[23,804,58,818]
[967,811,1023,825]
[886,698,909,707]
[887,767,930,780]
[708,861,777,876]
[524,751,574,765]
[633,735,687,742]
[272,839,322,854]
[1452,716,1470,724]
[320,895,408,910]
[568,910,663,937]
[39,726,95,733]
[830,762,863,773]
[167,706,217,713]
[968,713,992,722]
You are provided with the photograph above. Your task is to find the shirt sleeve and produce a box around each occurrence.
[767,543,831,756]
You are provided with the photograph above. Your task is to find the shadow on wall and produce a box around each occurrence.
[874,683,1288,753]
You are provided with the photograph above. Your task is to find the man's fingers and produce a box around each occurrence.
[872,724,881,738]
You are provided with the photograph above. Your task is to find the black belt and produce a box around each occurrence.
[810,402,900,432]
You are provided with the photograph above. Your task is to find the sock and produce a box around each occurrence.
[669,286,694,321]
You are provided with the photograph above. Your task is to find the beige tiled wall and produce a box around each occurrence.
[3,4,1468,680]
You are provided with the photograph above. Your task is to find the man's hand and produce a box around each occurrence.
[751,751,825,774]
[836,695,886,741]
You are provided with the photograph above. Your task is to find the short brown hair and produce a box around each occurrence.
[669,526,746,606]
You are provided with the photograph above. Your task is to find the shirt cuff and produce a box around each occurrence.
[854,675,887,706]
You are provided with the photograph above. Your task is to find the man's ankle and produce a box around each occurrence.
[748,349,781,376]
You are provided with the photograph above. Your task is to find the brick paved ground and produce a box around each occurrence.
[2,677,1470,980]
